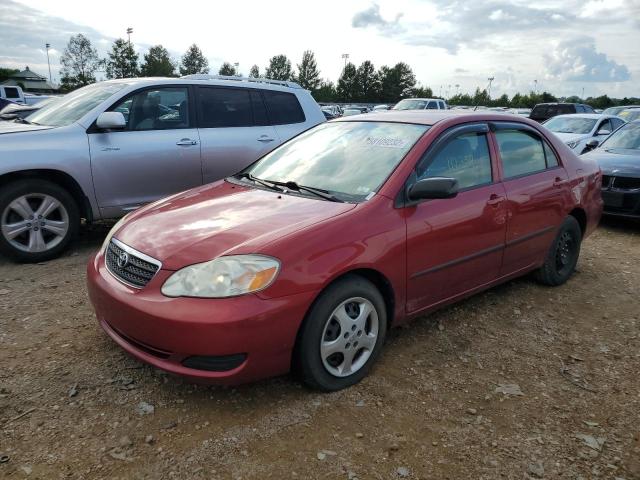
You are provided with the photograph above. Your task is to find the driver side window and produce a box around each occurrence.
[111,87,191,131]
[418,131,493,190]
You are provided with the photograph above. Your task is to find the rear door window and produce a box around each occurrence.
[198,87,253,128]
[262,90,305,125]
[495,130,547,178]
[4,87,20,99]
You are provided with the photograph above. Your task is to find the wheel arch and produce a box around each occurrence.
[0,169,93,222]
[568,207,587,237]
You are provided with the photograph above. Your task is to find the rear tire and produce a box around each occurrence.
[294,275,388,391]
[0,179,79,263]
[535,216,582,286]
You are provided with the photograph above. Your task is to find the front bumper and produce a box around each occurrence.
[601,177,640,219]
[87,252,317,385]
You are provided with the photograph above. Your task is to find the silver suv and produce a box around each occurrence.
[0,75,325,262]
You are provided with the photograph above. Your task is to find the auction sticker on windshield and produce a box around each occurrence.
[366,137,408,148]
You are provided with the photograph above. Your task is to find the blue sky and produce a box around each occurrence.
[1,0,638,98]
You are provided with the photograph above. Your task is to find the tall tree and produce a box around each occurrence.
[179,44,209,76]
[59,34,101,90]
[295,50,321,90]
[249,64,260,78]
[336,62,358,102]
[410,84,433,98]
[265,54,292,81]
[105,38,139,79]
[218,62,236,76]
[354,60,379,102]
[140,45,176,77]
[378,63,416,103]
[313,80,337,103]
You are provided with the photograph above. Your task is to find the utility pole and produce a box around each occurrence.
[581,87,585,100]
[45,43,52,82]
[534,79,538,94]
[341,53,349,69]
[126,27,133,47]
[487,77,495,100]
[455,84,460,96]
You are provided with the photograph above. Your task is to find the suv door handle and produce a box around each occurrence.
[257,136,275,143]
[176,138,198,146]
[486,194,504,206]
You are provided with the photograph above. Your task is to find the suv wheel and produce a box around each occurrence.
[0,179,80,262]
[294,275,388,391]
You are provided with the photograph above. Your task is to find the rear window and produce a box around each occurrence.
[262,90,305,125]
[198,87,253,128]
[4,87,20,99]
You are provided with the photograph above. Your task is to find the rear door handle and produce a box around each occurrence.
[553,177,568,187]
[176,138,198,146]
[258,136,275,143]
[487,194,504,206]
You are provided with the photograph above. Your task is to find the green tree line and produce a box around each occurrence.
[55,34,639,108]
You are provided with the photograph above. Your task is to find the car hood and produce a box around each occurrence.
[114,180,358,270]
[584,148,640,177]
[0,122,54,134]
[551,132,588,144]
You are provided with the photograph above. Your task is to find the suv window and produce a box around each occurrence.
[4,87,20,99]
[598,119,613,134]
[558,105,574,114]
[575,105,584,113]
[426,101,438,110]
[583,105,595,113]
[438,101,446,109]
[262,90,305,125]
[496,130,548,178]
[112,87,190,131]
[418,131,492,189]
[198,87,253,128]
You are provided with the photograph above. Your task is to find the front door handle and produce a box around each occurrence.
[553,177,568,187]
[176,138,198,146]
[486,194,504,206]
[257,136,275,143]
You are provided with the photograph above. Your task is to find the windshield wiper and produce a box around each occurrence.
[235,172,284,192]
[268,180,345,202]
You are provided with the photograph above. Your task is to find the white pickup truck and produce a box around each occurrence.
[0,85,53,105]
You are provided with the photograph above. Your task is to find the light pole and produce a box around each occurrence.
[234,62,240,76]
[487,77,495,101]
[341,53,349,69]
[534,79,538,94]
[45,43,52,83]
[581,87,585,100]
[455,84,460,96]
[126,27,133,47]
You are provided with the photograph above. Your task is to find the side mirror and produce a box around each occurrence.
[408,177,459,201]
[595,129,611,136]
[96,111,126,130]
[584,139,600,152]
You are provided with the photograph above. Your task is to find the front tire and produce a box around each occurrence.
[535,216,582,286]
[0,179,80,263]
[294,275,388,391]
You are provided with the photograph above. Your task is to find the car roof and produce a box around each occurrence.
[334,109,538,126]
[398,98,443,102]
[549,113,614,119]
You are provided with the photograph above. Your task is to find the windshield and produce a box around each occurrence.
[245,121,428,201]
[544,117,597,134]
[600,122,640,150]
[27,82,133,127]
[393,99,427,111]
[619,110,640,121]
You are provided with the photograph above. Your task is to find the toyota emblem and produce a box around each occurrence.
[117,251,129,268]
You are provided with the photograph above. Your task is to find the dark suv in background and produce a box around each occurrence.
[529,103,595,123]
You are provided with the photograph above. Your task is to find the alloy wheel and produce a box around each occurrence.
[1,193,70,253]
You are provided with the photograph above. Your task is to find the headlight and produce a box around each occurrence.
[161,255,280,298]
[101,214,130,252]
[566,140,579,149]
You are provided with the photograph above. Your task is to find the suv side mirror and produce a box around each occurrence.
[595,129,611,136]
[585,139,600,151]
[408,177,458,201]
[96,111,126,130]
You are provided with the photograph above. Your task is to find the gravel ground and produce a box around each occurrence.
[0,219,639,480]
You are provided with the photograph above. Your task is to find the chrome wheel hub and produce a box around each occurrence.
[1,194,69,253]
[320,297,379,377]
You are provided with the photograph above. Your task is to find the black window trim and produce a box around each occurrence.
[87,84,196,134]
[490,121,562,180]
[396,122,494,208]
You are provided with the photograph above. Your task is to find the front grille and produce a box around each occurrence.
[105,239,160,288]
[601,175,612,189]
[612,176,640,190]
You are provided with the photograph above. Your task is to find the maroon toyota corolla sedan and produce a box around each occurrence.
[87,111,603,391]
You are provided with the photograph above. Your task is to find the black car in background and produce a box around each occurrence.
[529,103,595,123]
[583,120,640,219]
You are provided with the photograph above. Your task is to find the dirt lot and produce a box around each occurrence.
[0,219,639,480]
